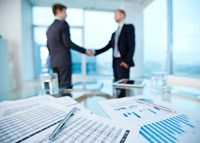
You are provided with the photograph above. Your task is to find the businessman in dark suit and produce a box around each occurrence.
[46,4,93,88]
[94,9,135,98]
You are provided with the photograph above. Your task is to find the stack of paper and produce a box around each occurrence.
[0,95,140,143]
[99,96,200,143]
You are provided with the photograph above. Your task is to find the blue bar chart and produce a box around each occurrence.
[110,98,169,121]
[138,114,200,143]
[121,107,166,120]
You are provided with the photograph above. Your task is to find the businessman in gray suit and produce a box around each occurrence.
[46,4,93,88]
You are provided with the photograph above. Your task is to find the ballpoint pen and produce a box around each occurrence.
[135,99,176,113]
[49,107,77,140]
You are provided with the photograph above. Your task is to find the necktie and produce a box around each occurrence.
[114,26,121,57]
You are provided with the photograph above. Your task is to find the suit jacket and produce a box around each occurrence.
[95,24,135,67]
[46,20,86,68]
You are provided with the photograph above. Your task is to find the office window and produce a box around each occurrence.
[84,10,116,75]
[33,7,54,25]
[70,28,83,74]
[33,27,47,45]
[67,9,83,26]
[172,0,200,78]
[143,0,167,77]
[33,27,49,73]
[33,7,83,26]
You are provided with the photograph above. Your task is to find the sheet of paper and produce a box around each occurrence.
[54,96,78,107]
[0,95,56,117]
[0,102,140,143]
[99,95,200,143]
[0,95,91,117]
[99,96,183,122]
[24,113,139,143]
[51,96,92,114]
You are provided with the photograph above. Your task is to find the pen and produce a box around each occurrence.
[136,99,176,113]
[49,107,77,140]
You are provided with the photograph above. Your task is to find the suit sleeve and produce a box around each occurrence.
[47,40,50,51]
[61,22,86,54]
[94,36,112,56]
[125,25,135,65]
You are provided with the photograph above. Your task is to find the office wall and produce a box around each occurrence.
[0,38,11,94]
[0,0,34,91]
[21,0,34,81]
[0,0,23,90]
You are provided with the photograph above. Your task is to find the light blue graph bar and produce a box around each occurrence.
[139,114,196,143]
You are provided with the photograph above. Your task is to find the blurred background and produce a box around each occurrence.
[0,0,200,94]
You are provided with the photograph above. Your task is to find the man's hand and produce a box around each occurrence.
[86,49,94,56]
[120,61,129,69]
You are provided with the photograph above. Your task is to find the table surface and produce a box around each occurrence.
[0,79,200,118]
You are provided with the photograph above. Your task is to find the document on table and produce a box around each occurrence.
[0,95,91,117]
[99,96,180,122]
[136,113,200,143]
[53,96,92,114]
[0,102,140,143]
[99,95,200,143]
[0,95,55,117]
[53,96,78,107]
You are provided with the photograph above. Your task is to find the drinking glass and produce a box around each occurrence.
[40,73,59,95]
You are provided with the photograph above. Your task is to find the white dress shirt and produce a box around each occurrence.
[55,16,63,21]
[114,22,124,58]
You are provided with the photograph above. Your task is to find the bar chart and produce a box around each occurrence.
[112,98,170,120]
[122,107,161,118]
[100,97,171,121]
[138,114,200,143]
[118,105,169,121]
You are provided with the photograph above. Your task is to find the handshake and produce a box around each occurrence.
[86,49,95,56]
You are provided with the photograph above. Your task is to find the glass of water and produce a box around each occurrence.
[151,72,168,96]
[40,73,59,95]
